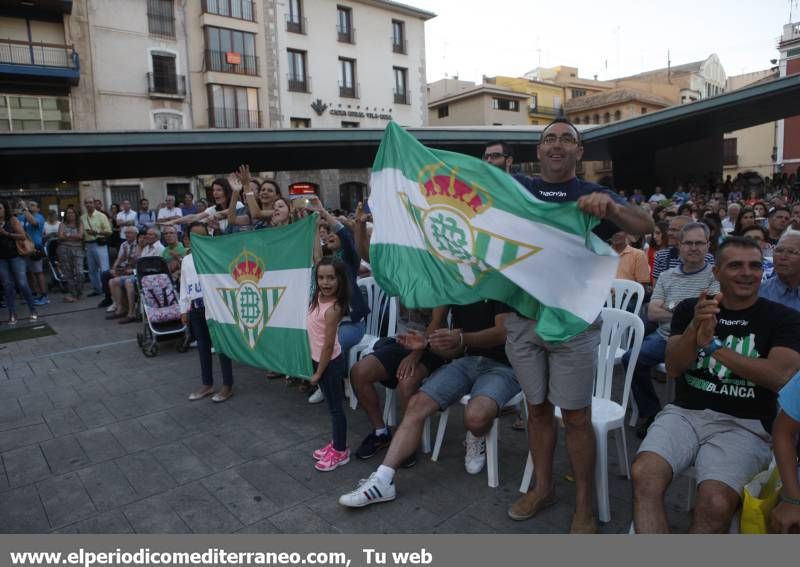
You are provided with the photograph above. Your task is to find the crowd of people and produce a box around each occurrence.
[2,117,799,534]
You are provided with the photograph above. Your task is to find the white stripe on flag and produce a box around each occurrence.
[198,267,310,330]
[484,235,505,268]
[369,168,618,323]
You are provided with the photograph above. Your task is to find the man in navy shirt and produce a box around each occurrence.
[505,118,653,533]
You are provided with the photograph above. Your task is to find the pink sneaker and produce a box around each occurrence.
[315,447,350,472]
[313,442,333,461]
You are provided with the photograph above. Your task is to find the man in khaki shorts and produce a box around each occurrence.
[632,237,800,533]
[507,118,653,533]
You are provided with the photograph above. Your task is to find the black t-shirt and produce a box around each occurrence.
[451,300,511,364]
[512,175,627,241]
[671,297,800,428]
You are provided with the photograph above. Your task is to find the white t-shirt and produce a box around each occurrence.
[116,210,138,235]
[648,193,665,203]
[157,207,183,224]
[43,221,61,238]
[203,202,246,233]
[140,241,166,258]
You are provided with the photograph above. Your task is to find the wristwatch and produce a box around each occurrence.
[699,337,724,357]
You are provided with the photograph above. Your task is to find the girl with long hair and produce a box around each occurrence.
[308,256,351,471]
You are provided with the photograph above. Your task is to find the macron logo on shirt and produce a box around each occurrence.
[538,191,568,198]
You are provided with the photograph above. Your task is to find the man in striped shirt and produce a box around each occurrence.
[652,215,715,282]
[625,222,720,438]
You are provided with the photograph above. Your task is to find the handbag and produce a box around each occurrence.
[16,234,36,257]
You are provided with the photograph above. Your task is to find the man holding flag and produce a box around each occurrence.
[506,119,653,532]
[360,118,652,532]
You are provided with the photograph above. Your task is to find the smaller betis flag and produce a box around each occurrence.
[191,214,316,378]
[369,122,619,343]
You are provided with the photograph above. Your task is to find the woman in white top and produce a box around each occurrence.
[43,210,61,242]
[164,178,247,235]
[180,222,234,403]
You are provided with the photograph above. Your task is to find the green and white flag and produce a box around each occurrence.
[191,214,315,378]
[369,122,619,343]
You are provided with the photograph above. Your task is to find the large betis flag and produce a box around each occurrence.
[191,214,315,377]
[369,122,619,343]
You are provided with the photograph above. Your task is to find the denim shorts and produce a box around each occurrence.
[420,356,520,412]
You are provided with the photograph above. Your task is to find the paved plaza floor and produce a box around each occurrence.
[0,294,694,534]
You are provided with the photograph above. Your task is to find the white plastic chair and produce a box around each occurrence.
[519,308,644,523]
[627,361,675,427]
[605,279,645,365]
[345,277,398,410]
[430,391,526,488]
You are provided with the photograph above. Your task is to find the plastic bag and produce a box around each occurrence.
[740,466,782,534]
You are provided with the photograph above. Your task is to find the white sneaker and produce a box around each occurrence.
[464,431,486,474]
[308,388,324,404]
[106,302,116,313]
[338,472,396,507]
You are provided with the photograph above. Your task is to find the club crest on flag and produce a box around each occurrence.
[401,163,542,285]
[218,250,285,349]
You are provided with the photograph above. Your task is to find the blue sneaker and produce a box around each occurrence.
[34,296,48,306]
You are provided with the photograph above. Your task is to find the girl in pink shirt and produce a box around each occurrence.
[308,257,350,471]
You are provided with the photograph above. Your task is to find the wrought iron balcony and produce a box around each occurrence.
[339,82,359,98]
[0,39,80,85]
[208,107,261,128]
[147,72,186,98]
[287,74,310,93]
[286,14,306,34]
[393,89,410,105]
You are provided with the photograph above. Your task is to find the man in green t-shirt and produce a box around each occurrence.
[161,226,186,281]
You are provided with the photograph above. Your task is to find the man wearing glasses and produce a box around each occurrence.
[625,222,719,439]
[505,118,653,533]
[482,141,513,173]
[633,237,800,533]
[80,197,112,297]
[760,230,800,313]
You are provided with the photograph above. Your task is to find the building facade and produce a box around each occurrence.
[1,0,434,211]
[269,0,433,206]
[777,21,800,176]
[426,80,530,127]
[723,69,779,178]
[486,76,564,125]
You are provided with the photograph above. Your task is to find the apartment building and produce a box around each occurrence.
[270,0,433,208]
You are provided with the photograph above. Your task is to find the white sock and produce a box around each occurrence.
[375,427,389,437]
[375,464,395,485]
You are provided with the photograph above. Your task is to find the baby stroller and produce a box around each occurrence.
[44,239,69,293]
[134,256,189,357]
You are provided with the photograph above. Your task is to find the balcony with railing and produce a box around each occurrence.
[339,82,358,98]
[286,14,307,34]
[393,89,409,105]
[205,50,258,76]
[337,25,355,44]
[208,107,261,128]
[147,72,186,99]
[287,74,310,93]
[392,37,407,54]
[528,104,563,117]
[202,0,256,22]
[0,39,80,85]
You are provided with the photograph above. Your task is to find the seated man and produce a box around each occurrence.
[350,305,447,461]
[105,226,140,320]
[632,237,800,533]
[160,226,186,282]
[339,300,520,507]
[114,227,163,324]
[624,222,719,438]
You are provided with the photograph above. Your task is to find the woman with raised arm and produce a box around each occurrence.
[163,178,247,235]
